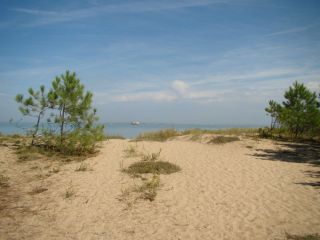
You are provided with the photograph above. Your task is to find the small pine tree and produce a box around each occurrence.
[265,100,282,130]
[265,81,320,139]
[48,70,104,154]
[15,85,48,145]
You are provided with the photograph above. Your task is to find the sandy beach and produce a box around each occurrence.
[1,137,319,240]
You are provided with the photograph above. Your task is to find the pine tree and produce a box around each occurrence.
[48,70,104,153]
[15,85,48,145]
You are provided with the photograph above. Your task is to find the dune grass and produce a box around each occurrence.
[75,162,89,171]
[124,161,181,175]
[136,128,179,141]
[29,186,48,195]
[123,149,181,175]
[0,174,9,188]
[105,134,126,140]
[124,144,140,158]
[209,136,240,144]
[135,128,259,142]
[285,233,320,240]
[121,149,181,202]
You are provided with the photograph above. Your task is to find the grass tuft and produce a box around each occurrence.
[75,162,89,171]
[124,160,181,175]
[29,186,48,195]
[64,186,75,199]
[0,174,9,188]
[124,144,140,158]
[209,136,240,144]
[285,233,320,240]
[137,174,160,201]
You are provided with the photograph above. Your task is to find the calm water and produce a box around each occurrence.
[0,121,264,138]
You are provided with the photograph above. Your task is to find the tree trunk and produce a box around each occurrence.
[60,104,65,145]
[32,112,41,146]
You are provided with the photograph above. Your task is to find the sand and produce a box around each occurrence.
[0,137,319,240]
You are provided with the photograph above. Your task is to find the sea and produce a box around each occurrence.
[0,121,264,139]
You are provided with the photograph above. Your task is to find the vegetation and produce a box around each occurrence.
[105,134,126,140]
[0,174,9,188]
[123,149,181,175]
[15,70,104,156]
[285,233,320,240]
[64,186,75,199]
[265,81,320,140]
[121,149,180,202]
[15,85,49,145]
[137,174,160,201]
[209,136,240,144]
[29,186,48,195]
[75,162,89,171]
[136,128,179,141]
[136,128,258,142]
[124,144,140,158]
[124,161,181,175]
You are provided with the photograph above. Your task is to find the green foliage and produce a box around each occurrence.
[15,70,104,156]
[265,81,320,139]
[15,85,48,145]
[265,100,282,129]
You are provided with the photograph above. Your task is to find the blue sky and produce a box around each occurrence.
[0,0,319,124]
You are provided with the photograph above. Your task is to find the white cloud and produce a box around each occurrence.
[306,81,320,92]
[111,91,177,102]
[12,0,227,27]
[171,80,189,95]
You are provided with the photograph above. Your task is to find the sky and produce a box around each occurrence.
[0,0,319,125]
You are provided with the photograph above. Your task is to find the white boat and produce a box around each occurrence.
[130,121,140,125]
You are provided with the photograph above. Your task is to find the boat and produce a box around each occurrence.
[130,121,140,126]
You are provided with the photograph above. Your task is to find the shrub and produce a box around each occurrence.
[209,136,240,144]
[124,161,181,175]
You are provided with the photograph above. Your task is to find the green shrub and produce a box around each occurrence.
[124,161,181,175]
[258,127,273,138]
[209,136,240,144]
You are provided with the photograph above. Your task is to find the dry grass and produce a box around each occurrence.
[285,233,320,240]
[29,186,48,195]
[0,174,9,188]
[124,144,141,158]
[75,162,89,172]
[136,128,179,142]
[123,149,181,175]
[105,134,126,140]
[119,174,161,202]
[137,174,160,201]
[135,128,259,142]
[64,186,75,199]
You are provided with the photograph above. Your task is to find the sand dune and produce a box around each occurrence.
[1,138,319,240]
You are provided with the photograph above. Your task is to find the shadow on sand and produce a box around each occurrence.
[251,140,320,188]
